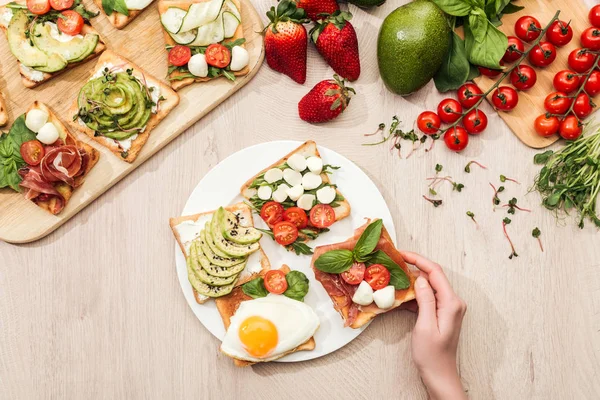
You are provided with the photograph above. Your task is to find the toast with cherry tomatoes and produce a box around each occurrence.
[0,91,7,126]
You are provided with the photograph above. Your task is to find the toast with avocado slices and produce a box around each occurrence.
[0,91,7,126]
[67,51,179,163]
[4,101,100,215]
[0,3,106,88]
[158,0,250,91]
[93,0,151,29]
[170,203,271,304]
[215,265,316,367]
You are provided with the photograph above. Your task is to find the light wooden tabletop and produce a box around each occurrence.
[2,1,600,399]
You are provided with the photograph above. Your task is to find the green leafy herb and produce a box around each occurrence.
[502,217,518,259]
[241,277,269,299]
[353,219,383,262]
[283,271,310,301]
[102,0,129,16]
[464,160,487,173]
[532,227,543,252]
[0,115,37,192]
[365,250,410,290]
[314,249,354,273]
[435,164,443,173]
[434,32,470,92]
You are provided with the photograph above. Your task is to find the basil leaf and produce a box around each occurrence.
[467,62,480,80]
[468,8,488,43]
[241,277,268,299]
[434,32,470,92]
[431,0,472,16]
[366,250,410,290]
[501,2,524,15]
[465,20,507,69]
[314,249,354,273]
[102,0,113,15]
[353,219,383,262]
[283,271,310,301]
[113,0,129,16]
[0,114,36,192]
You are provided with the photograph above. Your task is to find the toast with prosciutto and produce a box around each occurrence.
[311,219,416,329]
[0,101,99,215]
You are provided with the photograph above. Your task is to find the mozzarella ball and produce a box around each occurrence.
[287,154,307,172]
[297,194,316,210]
[188,53,208,78]
[352,281,374,306]
[277,183,290,192]
[257,186,272,200]
[36,122,60,145]
[26,109,49,133]
[301,172,322,190]
[283,168,302,186]
[264,168,283,183]
[272,188,288,203]
[286,184,304,201]
[316,186,336,205]
[373,286,396,309]
[230,46,249,71]
[306,156,323,174]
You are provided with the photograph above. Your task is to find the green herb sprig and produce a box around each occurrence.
[532,227,543,252]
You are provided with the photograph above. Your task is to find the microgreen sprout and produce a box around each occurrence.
[364,123,385,137]
[423,195,442,207]
[489,183,504,207]
[464,160,487,173]
[427,176,464,192]
[503,197,531,214]
[466,211,479,229]
[435,164,443,173]
[500,174,520,184]
[532,227,543,252]
[502,217,518,259]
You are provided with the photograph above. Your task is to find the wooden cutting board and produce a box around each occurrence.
[474,0,592,148]
[0,0,264,243]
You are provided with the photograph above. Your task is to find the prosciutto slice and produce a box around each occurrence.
[19,167,65,214]
[40,145,84,187]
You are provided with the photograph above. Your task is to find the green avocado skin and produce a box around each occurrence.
[348,0,386,7]
[377,0,451,96]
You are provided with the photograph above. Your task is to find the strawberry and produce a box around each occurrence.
[296,0,339,22]
[264,1,308,84]
[310,11,360,81]
[298,74,355,123]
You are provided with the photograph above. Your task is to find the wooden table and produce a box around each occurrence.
[1,1,599,398]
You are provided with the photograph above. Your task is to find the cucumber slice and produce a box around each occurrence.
[188,14,224,46]
[179,0,224,33]
[223,0,241,21]
[161,7,187,34]
[222,11,239,38]
[169,29,197,45]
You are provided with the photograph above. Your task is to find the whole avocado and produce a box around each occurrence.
[348,0,386,7]
[377,0,451,96]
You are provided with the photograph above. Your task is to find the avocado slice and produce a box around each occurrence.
[198,230,246,268]
[220,209,262,245]
[7,10,67,71]
[31,22,98,63]
[211,208,259,257]
[193,240,247,278]
[204,221,235,259]
[186,256,236,297]
[189,242,237,285]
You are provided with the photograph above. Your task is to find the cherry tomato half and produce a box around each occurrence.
[437,99,463,124]
[515,15,542,42]
[416,111,441,135]
[503,36,524,63]
[272,221,299,246]
[20,140,45,166]
[553,70,581,94]
[309,204,335,228]
[546,20,573,47]
[57,10,83,36]
[581,27,600,51]
[529,42,557,67]
[27,0,50,14]
[510,65,537,90]
[205,44,231,68]
[573,93,594,119]
[49,0,73,11]
[492,86,518,111]
[260,201,284,227]
[444,126,469,152]
[559,115,583,140]
[463,109,487,135]
[457,83,483,108]
[283,207,308,229]
[168,45,191,67]
[568,48,596,73]
[341,262,366,285]
[584,70,600,96]
[264,270,288,294]
[590,5,600,28]
[364,264,391,290]
[534,114,560,137]
[544,91,572,115]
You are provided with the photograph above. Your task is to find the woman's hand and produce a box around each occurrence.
[401,251,468,400]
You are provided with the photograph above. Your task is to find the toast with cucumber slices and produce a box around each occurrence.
[93,0,152,29]
[170,203,271,304]
[0,91,7,126]
[158,0,249,91]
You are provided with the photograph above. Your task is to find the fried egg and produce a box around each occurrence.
[220,295,320,362]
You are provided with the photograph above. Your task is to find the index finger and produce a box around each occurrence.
[400,251,457,300]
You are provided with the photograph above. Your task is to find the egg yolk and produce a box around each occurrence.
[238,316,278,358]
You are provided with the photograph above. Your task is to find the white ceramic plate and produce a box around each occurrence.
[174,141,395,362]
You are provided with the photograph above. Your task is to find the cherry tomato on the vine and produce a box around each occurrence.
[573,93,594,119]
[437,99,463,124]
[443,126,469,152]
[590,5,600,28]
[457,83,483,108]
[559,115,583,140]
[584,70,600,96]
[463,109,487,135]
[503,36,525,63]
[528,42,557,67]
[534,114,560,137]
[492,86,518,111]
[580,27,600,51]
[510,65,537,90]
[544,91,572,115]
[416,111,441,135]
[546,20,573,47]
[553,70,581,94]
[568,48,596,73]
[515,16,542,42]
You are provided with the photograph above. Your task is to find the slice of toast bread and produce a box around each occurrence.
[93,0,146,29]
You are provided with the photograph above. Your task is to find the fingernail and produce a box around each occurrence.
[416,276,428,288]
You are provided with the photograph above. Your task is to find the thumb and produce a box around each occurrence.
[414,276,438,331]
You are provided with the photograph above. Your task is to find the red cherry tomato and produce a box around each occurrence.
[309,204,335,228]
[515,16,542,42]
[437,99,463,124]
[568,48,597,73]
[503,36,525,63]
[272,221,299,246]
[510,65,537,90]
[457,83,483,108]
[492,86,518,111]
[553,70,581,94]
[283,207,308,229]
[584,70,600,96]
[528,42,557,67]
[590,5,600,28]
[443,126,469,152]
[57,10,83,36]
[264,270,288,294]
[544,92,572,115]
[205,44,231,68]
[581,27,600,51]
[49,0,73,10]
[364,264,391,290]
[559,115,583,140]
[478,64,503,77]
[546,20,573,47]
[534,115,560,137]
[573,93,594,119]
[168,45,191,67]
[463,109,487,135]
[416,111,441,135]
[341,262,366,285]
[260,201,284,227]
[27,0,50,14]
[20,140,45,166]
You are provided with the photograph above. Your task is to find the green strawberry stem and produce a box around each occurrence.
[265,0,308,33]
